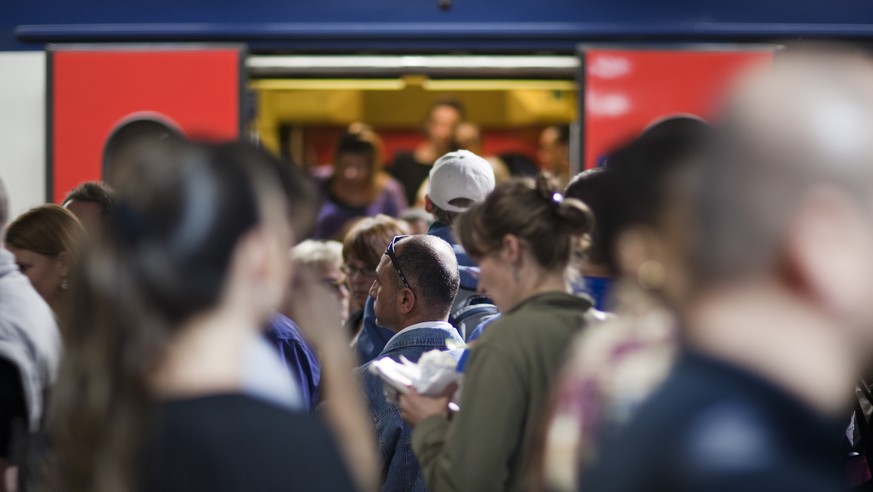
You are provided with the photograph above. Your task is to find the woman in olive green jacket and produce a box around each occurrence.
[399,175,594,492]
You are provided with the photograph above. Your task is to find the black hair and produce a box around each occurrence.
[53,141,310,492]
[395,235,460,317]
[62,181,117,222]
[598,116,711,274]
[565,168,609,266]
[431,197,475,225]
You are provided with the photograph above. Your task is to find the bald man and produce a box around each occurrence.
[356,235,462,492]
[585,49,873,492]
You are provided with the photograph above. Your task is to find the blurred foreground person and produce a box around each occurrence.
[357,235,462,492]
[4,205,83,316]
[398,175,594,491]
[52,142,373,492]
[535,116,710,491]
[584,50,873,492]
[61,181,116,234]
[0,177,61,492]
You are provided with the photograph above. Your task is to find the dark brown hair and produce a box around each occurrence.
[456,174,593,271]
[62,181,117,221]
[52,142,308,492]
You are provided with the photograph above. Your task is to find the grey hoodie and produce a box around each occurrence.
[0,247,61,431]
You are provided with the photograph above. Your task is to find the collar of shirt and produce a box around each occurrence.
[390,320,455,342]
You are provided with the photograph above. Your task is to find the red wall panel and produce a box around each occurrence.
[582,48,774,169]
[50,47,243,202]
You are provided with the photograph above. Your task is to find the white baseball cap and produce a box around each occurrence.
[427,150,496,213]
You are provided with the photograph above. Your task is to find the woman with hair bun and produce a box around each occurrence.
[51,142,368,492]
[398,174,595,492]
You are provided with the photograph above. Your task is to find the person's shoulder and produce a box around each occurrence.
[0,271,60,345]
[490,293,589,335]
[149,394,355,491]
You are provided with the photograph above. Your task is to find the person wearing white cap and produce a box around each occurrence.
[424,149,496,269]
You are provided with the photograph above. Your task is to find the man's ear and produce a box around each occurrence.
[424,195,434,214]
[398,286,416,315]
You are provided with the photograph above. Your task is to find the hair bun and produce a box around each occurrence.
[534,173,594,236]
[555,197,594,235]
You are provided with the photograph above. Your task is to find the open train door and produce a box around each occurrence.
[47,44,246,202]
[576,44,778,172]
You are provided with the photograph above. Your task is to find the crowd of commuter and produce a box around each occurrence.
[3,46,873,492]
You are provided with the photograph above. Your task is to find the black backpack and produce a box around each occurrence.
[449,289,499,341]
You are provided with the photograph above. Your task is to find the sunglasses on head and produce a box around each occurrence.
[385,235,413,292]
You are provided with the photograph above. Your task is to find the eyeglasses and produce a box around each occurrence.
[341,263,375,278]
[385,235,413,292]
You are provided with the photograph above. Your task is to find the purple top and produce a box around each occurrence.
[313,175,407,240]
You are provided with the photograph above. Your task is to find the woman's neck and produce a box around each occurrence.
[330,176,376,206]
[151,306,257,398]
[509,268,569,311]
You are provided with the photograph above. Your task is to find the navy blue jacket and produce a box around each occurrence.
[264,315,321,412]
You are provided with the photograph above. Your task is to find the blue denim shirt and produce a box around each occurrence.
[356,322,464,492]
[264,315,321,412]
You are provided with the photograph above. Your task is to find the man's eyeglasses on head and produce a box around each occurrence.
[385,235,413,292]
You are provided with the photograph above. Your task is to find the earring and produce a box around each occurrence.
[637,260,666,290]
[512,266,521,283]
[60,277,69,291]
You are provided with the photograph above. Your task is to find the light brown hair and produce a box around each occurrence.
[342,214,408,270]
[5,204,83,259]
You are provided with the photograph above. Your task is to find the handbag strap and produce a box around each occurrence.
[854,380,873,480]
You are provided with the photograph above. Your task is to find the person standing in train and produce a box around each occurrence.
[539,125,572,187]
[314,127,407,240]
[391,99,465,207]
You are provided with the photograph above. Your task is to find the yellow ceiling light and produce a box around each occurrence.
[250,79,406,91]
[422,79,577,91]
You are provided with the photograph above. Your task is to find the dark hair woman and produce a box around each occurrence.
[397,174,595,491]
[314,128,407,240]
[51,142,372,492]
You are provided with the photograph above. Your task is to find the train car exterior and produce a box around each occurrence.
[3,0,873,215]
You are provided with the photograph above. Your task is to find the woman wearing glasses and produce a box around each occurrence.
[398,174,595,492]
[341,215,408,344]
